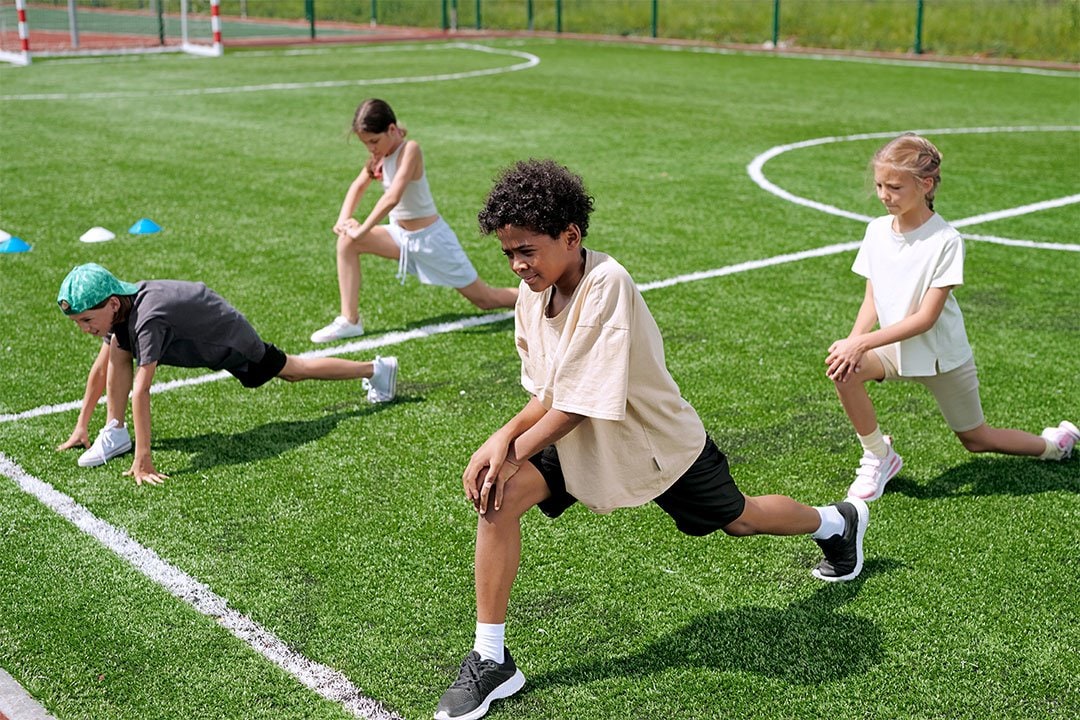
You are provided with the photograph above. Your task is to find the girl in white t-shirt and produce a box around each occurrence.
[310,98,517,343]
[826,133,1077,502]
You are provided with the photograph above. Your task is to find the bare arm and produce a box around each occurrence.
[57,341,110,451]
[849,280,879,336]
[827,284,954,381]
[343,141,424,239]
[124,362,167,486]
[333,166,375,235]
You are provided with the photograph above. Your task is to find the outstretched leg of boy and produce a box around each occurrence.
[277,354,398,404]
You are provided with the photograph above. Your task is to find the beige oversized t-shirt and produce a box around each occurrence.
[515,249,706,513]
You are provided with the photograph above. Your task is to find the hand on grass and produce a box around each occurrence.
[124,455,168,486]
[57,427,91,451]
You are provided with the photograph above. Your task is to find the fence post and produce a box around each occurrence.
[476,0,481,29]
[370,0,376,27]
[304,0,315,38]
[66,0,79,48]
[556,0,562,33]
[772,0,780,47]
[651,0,657,38]
[154,0,165,45]
[914,0,925,54]
[527,0,533,31]
[442,0,448,30]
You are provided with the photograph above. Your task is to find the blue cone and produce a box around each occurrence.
[129,218,161,234]
[0,237,31,253]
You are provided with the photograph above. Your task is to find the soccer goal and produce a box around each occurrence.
[0,0,222,64]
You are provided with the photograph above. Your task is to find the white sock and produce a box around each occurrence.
[473,622,505,664]
[857,427,889,457]
[812,505,845,540]
[1039,435,1064,461]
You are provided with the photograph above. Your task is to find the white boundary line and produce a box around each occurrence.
[0,453,404,720]
[0,667,58,720]
[747,126,1080,251]
[0,42,539,101]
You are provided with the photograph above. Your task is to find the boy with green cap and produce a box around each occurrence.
[57,263,398,485]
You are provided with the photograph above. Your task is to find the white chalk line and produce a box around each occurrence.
[747,125,1080,251]
[0,43,539,101]
[0,453,404,720]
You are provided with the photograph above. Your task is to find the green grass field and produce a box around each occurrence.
[1,39,1078,720]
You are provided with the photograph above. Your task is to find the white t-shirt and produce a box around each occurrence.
[515,249,706,513]
[380,141,438,222]
[852,213,972,376]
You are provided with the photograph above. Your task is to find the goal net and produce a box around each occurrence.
[1,0,222,64]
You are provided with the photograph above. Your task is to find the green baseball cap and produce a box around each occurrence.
[57,263,138,315]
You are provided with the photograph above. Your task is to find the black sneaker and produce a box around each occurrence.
[434,649,525,720]
[811,497,869,582]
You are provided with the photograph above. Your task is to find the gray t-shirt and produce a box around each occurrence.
[114,280,266,370]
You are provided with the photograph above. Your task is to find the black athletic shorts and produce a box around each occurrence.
[532,436,746,536]
[226,342,287,388]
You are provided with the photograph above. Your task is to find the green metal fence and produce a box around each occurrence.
[10,1,1079,62]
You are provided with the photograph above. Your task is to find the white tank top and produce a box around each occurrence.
[381,141,438,222]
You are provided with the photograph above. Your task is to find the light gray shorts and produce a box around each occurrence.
[385,217,479,289]
[874,345,985,432]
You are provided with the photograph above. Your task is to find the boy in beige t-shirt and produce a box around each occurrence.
[434,159,872,720]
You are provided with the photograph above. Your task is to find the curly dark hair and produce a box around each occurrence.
[478,159,594,239]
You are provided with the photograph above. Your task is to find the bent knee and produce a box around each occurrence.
[721,517,756,537]
[957,435,992,453]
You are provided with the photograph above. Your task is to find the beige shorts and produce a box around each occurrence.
[873,345,985,432]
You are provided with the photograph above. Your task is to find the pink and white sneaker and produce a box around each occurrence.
[1040,421,1079,460]
[847,438,903,502]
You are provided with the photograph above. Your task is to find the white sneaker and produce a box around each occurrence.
[78,419,132,468]
[310,315,364,343]
[847,439,903,502]
[363,355,398,403]
[1041,420,1079,460]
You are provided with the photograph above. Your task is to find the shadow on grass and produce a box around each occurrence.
[155,398,421,474]
[525,559,896,693]
[888,456,1080,500]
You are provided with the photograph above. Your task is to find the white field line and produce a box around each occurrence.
[0,453,404,720]
[747,126,1080,251]
[0,667,58,720]
[0,43,539,101]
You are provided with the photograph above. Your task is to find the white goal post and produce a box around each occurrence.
[0,0,222,65]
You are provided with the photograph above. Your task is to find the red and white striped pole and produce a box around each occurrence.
[2,0,33,65]
[16,0,29,52]
[210,0,222,55]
